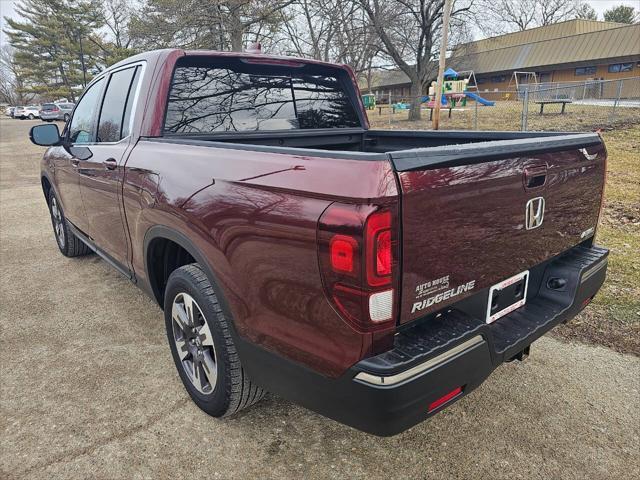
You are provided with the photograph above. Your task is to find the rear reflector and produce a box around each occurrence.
[428,386,463,413]
[369,289,393,322]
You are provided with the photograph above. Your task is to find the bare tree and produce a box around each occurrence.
[279,0,379,77]
[0,46,35,105]
[478,0,579,35]
[130,0,294,51]
[103,0,132,49]
[574,2,597,20]
[358,0,474,121]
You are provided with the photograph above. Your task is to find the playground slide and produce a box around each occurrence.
[465,91,495,106]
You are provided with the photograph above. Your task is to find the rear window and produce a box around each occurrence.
[42,104,57,111]
[164,58,361,133]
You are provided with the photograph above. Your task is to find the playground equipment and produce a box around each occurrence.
[508,71,540,99]
[427,68,495,107]
[464,91,495,106]
[362,93,376,110]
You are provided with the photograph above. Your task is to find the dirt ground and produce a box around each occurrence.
[1,117,639,479]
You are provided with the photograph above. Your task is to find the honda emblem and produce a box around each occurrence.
[526,197,545,230]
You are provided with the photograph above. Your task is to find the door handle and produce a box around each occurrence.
[523,165,547,189]
[103,158,117,170]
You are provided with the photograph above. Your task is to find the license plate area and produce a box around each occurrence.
[486,270,529,324]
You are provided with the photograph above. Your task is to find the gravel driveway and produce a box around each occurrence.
[1,118,638,479]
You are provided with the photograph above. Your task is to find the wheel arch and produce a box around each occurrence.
[143,226,237,335]
[41,173,54,198]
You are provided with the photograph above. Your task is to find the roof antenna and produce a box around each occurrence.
[245,42,262,54]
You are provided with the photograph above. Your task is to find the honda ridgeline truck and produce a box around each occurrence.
[30,49,608,436]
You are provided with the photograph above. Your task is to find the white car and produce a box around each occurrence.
[13,105,41,119]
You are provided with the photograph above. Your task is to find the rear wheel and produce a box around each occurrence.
[164,264,265,417]
[28,113,34,120]
[48,190,92,257]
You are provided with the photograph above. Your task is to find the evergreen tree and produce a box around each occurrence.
[3,0,104,101]
[603,4,638,24]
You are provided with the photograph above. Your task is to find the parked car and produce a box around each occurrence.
[39,103,74,122]
[29,50,609,436]
[14,105,40,119]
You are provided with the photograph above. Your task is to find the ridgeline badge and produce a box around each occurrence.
[411,280,476,313]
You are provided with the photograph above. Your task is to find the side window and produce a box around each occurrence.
[121,67,141,139]
[69,78,104,144]
[97,66,140,143]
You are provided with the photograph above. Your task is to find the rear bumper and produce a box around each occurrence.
[39,112,62,120]
[238,245,608,436]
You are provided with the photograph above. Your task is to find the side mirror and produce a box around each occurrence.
[29,124,62,146]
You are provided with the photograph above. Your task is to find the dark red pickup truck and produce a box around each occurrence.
[30,49,608,436]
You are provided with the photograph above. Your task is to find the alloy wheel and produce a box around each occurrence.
[171,292,217,395]
[50,196,65,248]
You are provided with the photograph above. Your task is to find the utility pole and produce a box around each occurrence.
[432,0,453,130]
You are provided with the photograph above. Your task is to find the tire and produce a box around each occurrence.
[164,264,265,417]
[28,113,35,119]
[48,190,92,257]
[63,114,70,123]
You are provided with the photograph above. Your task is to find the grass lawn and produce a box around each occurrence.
[369,100,640,132]
[552,125,640,355]
[372,113,640,355]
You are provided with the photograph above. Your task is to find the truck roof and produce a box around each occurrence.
[107,48,352,74]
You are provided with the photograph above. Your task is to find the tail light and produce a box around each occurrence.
[317,203,399,332]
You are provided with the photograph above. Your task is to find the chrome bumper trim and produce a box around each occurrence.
[354,335,485,386]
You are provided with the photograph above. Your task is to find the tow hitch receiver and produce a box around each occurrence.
[507,345,530,362]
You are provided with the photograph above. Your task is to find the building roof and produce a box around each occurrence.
[462,19,626,54]
[364,20,640,89]
[453,22,640,75]
[364,68,412,90]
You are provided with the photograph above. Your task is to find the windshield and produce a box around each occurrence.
[164,58,361,134]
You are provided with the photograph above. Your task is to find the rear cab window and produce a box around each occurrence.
[164,57,362,134]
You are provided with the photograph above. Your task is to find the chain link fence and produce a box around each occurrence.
[365,76,640,132]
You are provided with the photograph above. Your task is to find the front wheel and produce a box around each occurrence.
[63,113,70,123]
[28,113,35,120]
[164,264,265,417]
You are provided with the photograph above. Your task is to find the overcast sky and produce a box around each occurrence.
[0,0,637,47]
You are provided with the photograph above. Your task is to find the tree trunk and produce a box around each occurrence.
[408,80,422,121]
[230,29,243,51]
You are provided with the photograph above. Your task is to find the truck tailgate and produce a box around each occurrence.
[391,133,606,324]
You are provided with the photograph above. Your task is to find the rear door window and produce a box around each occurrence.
[97,66,140,142]
[164,60,361,133]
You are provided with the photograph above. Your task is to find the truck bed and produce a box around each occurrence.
[154,129,602,170]
[149,127,605,328]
